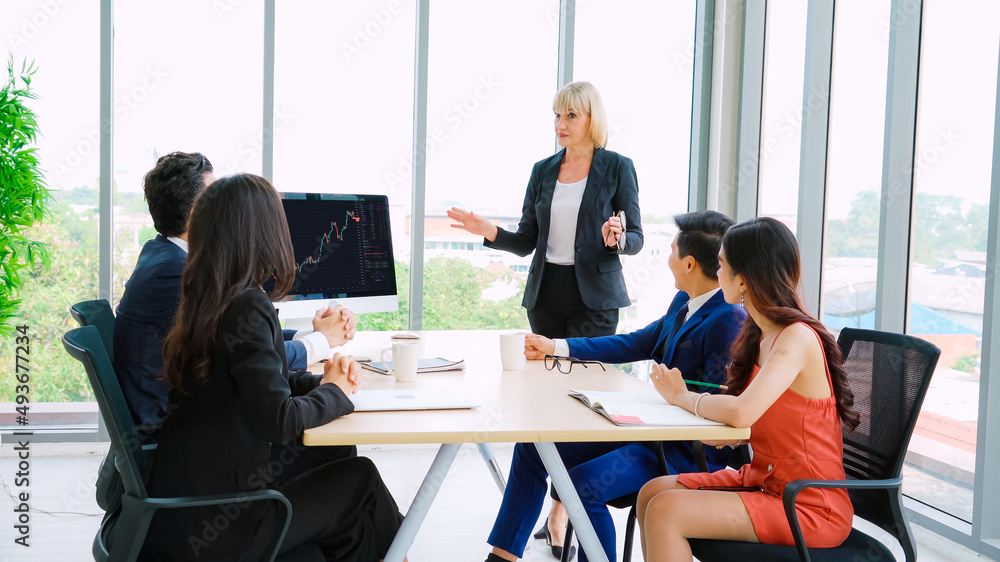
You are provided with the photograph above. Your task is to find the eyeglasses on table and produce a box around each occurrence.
[543,354,606,374]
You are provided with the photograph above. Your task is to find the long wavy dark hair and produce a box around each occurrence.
[162,174,295,395]
[723,217,860,431]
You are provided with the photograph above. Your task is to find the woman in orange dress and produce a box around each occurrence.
[635,217,860,560]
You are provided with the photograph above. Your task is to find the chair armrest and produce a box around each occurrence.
[116,490,292,562]
[692,441,710,473]
[139,488,292,511]
[654,441,670,475]
[781,477,903,562]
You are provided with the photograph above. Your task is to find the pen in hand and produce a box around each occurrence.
[683,379,728,391]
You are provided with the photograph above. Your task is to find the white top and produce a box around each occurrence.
[555,287,722,357]
[545,177,588,265]
[166,235,188,253]
[166,234,331,363]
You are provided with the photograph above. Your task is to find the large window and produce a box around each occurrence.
[420,0,556,330]
[820,0,891,331]
[575,0,697,339]
[0,2,100,404]
[273,0,416,330]
[757,0,807,231]
[112,0,265,309]
[902,0,1000,523]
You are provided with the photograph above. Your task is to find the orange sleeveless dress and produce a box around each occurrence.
[677,323,854,548]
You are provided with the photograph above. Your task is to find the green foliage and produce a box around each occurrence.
[826,190,990,267]
[356,257,530,332]
[0,218,97,402]
[951,352,978,374]
[0,57,51,335]
[825,190,880,258]
[422,257,528,330]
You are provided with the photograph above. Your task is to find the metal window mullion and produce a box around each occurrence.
[557,0,575,89]
[971,31,1000,547]
[555,0,575,153]
[797,0,835,316]
[408,0,430,331]
[262,0,275,181]
[688,0,716,213]
[99,0,113,305]
[98,0,114,443]
[733,0,765,222]
[874,0,921,334]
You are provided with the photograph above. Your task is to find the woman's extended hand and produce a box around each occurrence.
[601,215,623,248]
[524,333,556,360]
[650,363,688,405]
[447,207,498,242]
[322,353,362,396]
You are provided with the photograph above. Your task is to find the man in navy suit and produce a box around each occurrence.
[113,152,355,433]
[490,210,744,560]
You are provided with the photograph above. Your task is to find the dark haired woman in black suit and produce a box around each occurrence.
[145,173,402,561]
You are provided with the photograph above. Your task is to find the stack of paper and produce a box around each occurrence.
[361,357,465,375]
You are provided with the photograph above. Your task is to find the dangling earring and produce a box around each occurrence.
[740,291,745,309]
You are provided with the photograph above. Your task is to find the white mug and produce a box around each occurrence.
[499,332,526,371]
[382,340,420,382]
[390,332,423,358]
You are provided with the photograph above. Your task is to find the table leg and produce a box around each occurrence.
[383,443,461,562]
[476,443,507,494]
[535,442,610,562]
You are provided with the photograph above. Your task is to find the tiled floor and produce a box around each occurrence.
[0,443,992,561]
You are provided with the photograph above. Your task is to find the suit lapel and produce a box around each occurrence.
[662,291,725,365]
[576,148,608,229]
[538,150,564,242]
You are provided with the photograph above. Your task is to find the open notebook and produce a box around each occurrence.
[569,389,726,427]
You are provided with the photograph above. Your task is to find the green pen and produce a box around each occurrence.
[683,379,728,391]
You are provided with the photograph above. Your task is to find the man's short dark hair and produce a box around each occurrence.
[143,152,213,237]
[673,210,735,281]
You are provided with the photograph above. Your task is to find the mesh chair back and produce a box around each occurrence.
[70,299,115,360]
[837,328,939,528]
[63,326,149,499]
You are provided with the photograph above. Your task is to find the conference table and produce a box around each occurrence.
[304,330,750,562]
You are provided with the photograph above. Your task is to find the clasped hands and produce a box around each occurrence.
[322,353,363,397]
[313,304,357,348]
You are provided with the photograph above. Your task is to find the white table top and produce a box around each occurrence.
[303,330,750,446]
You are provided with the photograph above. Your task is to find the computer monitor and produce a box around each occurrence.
[267,193,399,327]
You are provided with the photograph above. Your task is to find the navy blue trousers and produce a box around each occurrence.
[488,442,660,562]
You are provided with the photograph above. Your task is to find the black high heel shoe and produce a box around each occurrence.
[533,517,576,560]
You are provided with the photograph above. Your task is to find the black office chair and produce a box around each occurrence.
[688,327,940,562]
[560,442,671,562]
[63,325,322,562]
[70,299,115,360]
[70,299,129,515]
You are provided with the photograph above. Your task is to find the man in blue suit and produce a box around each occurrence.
[489,211,744,561]
[113,152,355,434]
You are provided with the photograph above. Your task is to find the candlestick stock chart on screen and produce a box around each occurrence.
[267,193,399,319]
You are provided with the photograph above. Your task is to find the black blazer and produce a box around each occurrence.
[114,235,311,428]
[145,290,353,559]
[486,148,643,311]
